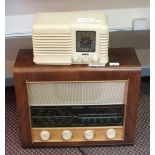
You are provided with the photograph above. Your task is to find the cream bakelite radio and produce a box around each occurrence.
[32,11,109,66]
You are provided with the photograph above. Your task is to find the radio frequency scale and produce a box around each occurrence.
[13,48,141,147]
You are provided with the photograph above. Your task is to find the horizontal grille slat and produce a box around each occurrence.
[100,47,108,51]
[99,52,108,55]
[33,42,72,46]
[33,37,72,40]
[33,52,72,55]
[33,46,72,49]
[33,39,72,44]
[33,50,71,54]
[33,47,72,51]
[33,44,72,48]
[32,33,72,54]
[99,32,109,54]
[100,45,108,48]
[100,42,108,44]
[33,33,72,36]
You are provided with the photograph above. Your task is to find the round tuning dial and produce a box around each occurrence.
[92,55,98,63]
[62,130,72,140]
[72,55,80,63]
[84,130,94,140]
[82,56,89,63]
[40,130,50,141]
[106,129,116,139]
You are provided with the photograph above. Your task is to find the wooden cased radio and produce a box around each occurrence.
[13,48,141,147]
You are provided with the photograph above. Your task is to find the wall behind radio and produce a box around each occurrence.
[6,0,150,37]
[6,0,149,16]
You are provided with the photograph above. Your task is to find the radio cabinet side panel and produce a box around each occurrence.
[124,71,141,144]
[13,71,33,147]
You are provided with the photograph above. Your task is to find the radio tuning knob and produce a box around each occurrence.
[40,130,50,141]
[62,130,72,140]
[72,55,80,63]
[92,56,98,63]
[82,56,89,63]
[84,130,94,140]
[106,129,117,139]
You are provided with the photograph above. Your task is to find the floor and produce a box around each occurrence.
[5,81,150,155]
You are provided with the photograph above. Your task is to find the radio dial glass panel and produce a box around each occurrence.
[76,31,96,52]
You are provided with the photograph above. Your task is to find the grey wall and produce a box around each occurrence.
[6,0,149,16]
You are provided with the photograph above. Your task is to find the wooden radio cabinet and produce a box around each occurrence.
[13,48,141,147]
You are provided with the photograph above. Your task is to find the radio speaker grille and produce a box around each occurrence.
[99,32,109,54]
[27,81,127,106]
[32,33,72,54]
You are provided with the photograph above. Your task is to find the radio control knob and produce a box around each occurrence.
[82,56,89,63]
[72,55,80,63]
[84,130,94,140]
[62,130,72,140]
[40,130,50,141]
[92,56,98,63]
[106,129,116,139]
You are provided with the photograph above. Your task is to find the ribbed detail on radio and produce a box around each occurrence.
[32,33,72,54]
[99,32,109,55]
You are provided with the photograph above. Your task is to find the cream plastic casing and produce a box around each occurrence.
[32,11,109,66]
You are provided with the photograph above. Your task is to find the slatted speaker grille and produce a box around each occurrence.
[32,33,72,54]
[99,32,109,54]
[27,81,127,106]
